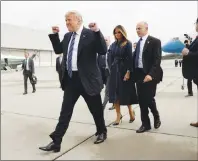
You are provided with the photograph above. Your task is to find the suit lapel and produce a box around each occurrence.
[66,32,73,54]
[77,28,87,57]
[142,35,151,54]
[189,37,198,50]
[64,32,72,61]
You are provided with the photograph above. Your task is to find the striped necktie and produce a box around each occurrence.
[67,32,76,77]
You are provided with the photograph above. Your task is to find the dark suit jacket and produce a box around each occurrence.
[97,55,106,69]
[56,56,62,72]
[133,35,162,83]
[48,27,107,95]
[22,58,35,74]
[182,37,198,79]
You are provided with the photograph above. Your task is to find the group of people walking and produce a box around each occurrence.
[38,11,197,154]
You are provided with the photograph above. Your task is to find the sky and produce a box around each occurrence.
[1,1,198,45]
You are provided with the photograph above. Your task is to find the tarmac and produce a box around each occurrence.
[1,60,198,160]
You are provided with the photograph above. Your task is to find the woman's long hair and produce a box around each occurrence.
[113,25,128,47]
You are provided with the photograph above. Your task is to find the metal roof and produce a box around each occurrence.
[1,23,63,51]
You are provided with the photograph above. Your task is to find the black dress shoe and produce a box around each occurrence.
[32,89,36,93]
[95,132,98,136]
[190,122,198,127]
[23,92,27,95]
[39,142,60,152]
[185,93,193,97]
[154,118,161,129]
[94,133,107,144]
[136,126,151,133]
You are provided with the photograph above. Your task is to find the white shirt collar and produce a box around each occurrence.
[141,33,149,41]
[76,24,83,35]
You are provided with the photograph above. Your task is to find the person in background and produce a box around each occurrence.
[132,42,137,57]
[56,54,63,87]
[179,60,182,67]
[133,42,137,52]
[22,52,36,95]
[108,25,138,126]
[184,39,195,97]
[175,59,178,67]
[182,18,198,127]
[100,37,115,110]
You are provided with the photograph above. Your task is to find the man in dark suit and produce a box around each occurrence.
[22,52,36,95]
[39,11,107,153]
[182,18,198,128]
[99,37,113,110]
[184,40,196,97]
[133,21,162,133]
[56,54,63,87]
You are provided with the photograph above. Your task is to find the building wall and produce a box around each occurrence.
[1,23,65,67]
[1,47,59,67]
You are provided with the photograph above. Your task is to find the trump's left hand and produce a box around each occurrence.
[88,23,99,32]
[182,48,189,56]
[143,75,152,83]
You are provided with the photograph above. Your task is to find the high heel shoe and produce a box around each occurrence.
[129,111,135,123]
[112,115,123,126]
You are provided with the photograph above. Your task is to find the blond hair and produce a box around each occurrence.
[65,10,83,25]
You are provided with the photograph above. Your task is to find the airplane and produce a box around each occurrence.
[162,32,196,54]
[162,32,196,90]
[1,53,37,71]
[1,54,24,70]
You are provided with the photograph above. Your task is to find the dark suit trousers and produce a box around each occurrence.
[187,79,198,94]
[23,70,35,92]
[193,79,198,86]
[99,67,107,85]
[102,75,110,108]
[57,70,62,85]
[135,68,159,128]
[50,71,107,145]
[187,79,193,94]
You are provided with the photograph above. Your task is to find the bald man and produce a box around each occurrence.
[133,22,162,133]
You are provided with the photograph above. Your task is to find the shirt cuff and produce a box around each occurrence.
[95,28,100,32]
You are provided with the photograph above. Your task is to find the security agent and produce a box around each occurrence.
[182,18,198,127]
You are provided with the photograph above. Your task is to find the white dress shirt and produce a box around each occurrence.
[26,58,29,70]
[59,56,62,64]
[67,25,83,71]
[138,34,149,68]
[105,45,110,70]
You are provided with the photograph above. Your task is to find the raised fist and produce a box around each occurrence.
[52,26,60,34]
[88,23,99,32]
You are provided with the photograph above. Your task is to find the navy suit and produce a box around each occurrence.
[48,27,107,145]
